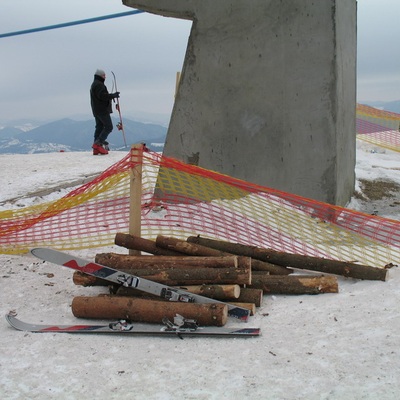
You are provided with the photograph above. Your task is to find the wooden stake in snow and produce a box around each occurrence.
[129,144,145,256]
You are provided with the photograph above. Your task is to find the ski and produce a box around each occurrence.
[111,71,127,148]
[6,314,260,337]
[30,248,251,321]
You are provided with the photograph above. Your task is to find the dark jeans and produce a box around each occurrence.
[93,113,113,144]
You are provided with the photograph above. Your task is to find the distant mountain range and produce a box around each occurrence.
[0,117,167,154]
[360,100,400,114]
[1,100,399,155]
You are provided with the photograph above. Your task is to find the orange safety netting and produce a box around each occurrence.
[357,103,400,151]
[1,145,400,268]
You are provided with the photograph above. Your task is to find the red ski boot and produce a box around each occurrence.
[92,143,108,155]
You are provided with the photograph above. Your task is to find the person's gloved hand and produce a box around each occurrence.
[111,92,120,99]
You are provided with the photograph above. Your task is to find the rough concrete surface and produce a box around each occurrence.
[123,0,357,206]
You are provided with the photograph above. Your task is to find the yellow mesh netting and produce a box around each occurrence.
[1,137,400,268]
[357,103,400,151]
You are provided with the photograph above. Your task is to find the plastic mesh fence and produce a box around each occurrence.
[1,144,400,268]
[357,103,400,151]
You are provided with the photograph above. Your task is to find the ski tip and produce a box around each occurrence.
[5,313,21,330]
[30,248,47,262]
[30,247,59,259]
[30,247,43,256]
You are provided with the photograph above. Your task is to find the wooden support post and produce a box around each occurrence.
[175,71,181,97]
[129,144,145,255]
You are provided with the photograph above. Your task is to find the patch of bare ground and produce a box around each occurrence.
[354,178,400,218]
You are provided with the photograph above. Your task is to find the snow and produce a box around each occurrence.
[0,151,124,207]
[1,143,400,400]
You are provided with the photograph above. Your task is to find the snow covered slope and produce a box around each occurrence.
[0,143,399,399]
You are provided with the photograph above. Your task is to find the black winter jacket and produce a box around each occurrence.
[90,75,113,115]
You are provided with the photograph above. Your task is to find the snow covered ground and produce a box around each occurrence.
[1,143,400,400]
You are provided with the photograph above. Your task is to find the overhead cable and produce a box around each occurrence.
[0,10,144,38]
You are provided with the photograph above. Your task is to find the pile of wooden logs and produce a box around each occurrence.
[70,233,389,326]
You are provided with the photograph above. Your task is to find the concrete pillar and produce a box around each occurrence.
[123,0,357,205]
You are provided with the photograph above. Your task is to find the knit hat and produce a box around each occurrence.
[95,69,106,77]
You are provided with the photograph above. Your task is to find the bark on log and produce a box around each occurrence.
[236,288,263,307]
[187,236,388,281]
[95,253,247,270]
[250,273,338,294]
[156,235,291,275]
[178,284,241,299]
[73,265,251,286]
[115,284,241,300]
[115,233,182,256]
[156,234,227,256]
[73,271,106,286]
[113,287,162,299]
[71,296,228,326]
[247,258,291,275]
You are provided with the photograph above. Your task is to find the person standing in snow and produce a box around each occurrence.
[90,69,120,155]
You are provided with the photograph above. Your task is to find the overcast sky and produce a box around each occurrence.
[1,0,399,124]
